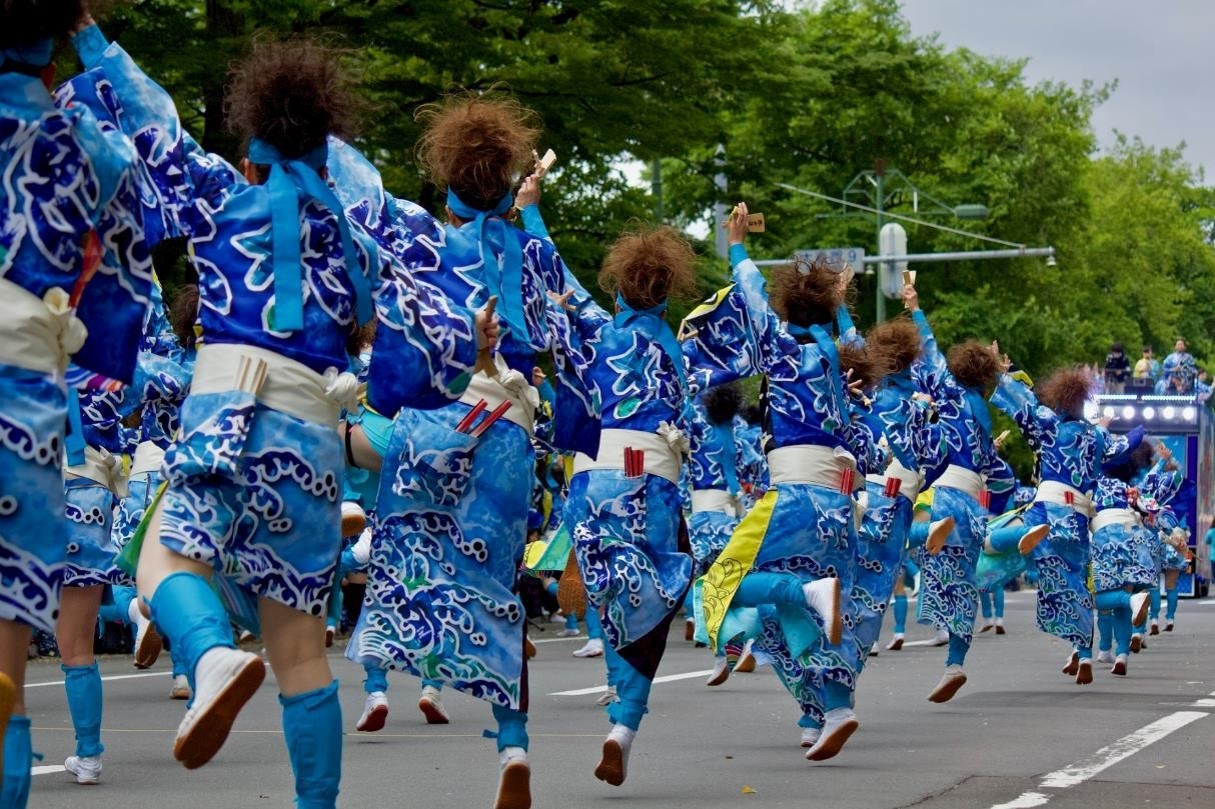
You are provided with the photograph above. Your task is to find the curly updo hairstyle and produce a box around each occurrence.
[839,341,891,393]
[1,0,85,48]
[599,226,699,311]
[770,255,846,329]
[947,340,1002,396]
[225,37,361,162]
[866,318,923,376]
[1035,366,1095,420]
[417,93,541,212]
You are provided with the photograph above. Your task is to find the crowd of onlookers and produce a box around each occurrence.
[1100,339,1211,399]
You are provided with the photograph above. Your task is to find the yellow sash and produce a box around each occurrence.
[699,488,779,650]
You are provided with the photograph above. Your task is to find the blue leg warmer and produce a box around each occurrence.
[907,522,929,548]
[98,585,137,626]
[1149,588,1161,621]
[987,525,1023,554]
[491,703,529,752]
[979,590,993,620]
[1096,609,1114,652]
[604,642,650,731]
[420,678,442,691]
[1,716,32,808]
[585,608,605,641]
[892,594,908,634]
[363,663,388,694]
[149,572,235,694]
[945,632,970,667]
[822,680,852,712]
[280,680,342,809]
[1112,606,1133,656]
[732,572,804,608]
[993,587,1005,619]
[1166,587,1179,621]
[62,663,104,757]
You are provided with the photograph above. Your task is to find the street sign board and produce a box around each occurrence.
[795,247,867,275]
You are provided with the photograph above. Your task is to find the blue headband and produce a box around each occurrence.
[614,293,687,392]
[446,188,527,340]
[248,138,372,332]
[2,39,53,70]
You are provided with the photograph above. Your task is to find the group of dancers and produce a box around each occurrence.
[0,3,1198,808]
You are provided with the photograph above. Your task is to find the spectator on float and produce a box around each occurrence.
[1133,346,1161,381]
[1104,343,1131,394]
[1165,339,1197,379]
[1196,369,1212,402]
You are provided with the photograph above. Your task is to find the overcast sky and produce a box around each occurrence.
[898,0,1215,180]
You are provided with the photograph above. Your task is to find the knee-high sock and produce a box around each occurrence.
[945,632,969,667]
[1149,588,1161,621]
[1,715,31,809]
[362,662,388,694]
[993,587,1005,618]
[62,663,104,757]
[732,572,804,608]
[979,590,993,620]
[491,703,529,752]
[98,585,137,626]
[1165,587,1179,621]
[1096,609,1114,652]
[149,572,236,693]
[604,641,651,731]
[585,607,605,641]
[987,525,1023,554]
[281,680,342,809]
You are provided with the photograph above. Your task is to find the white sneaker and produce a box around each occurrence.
[572,638,604,658]
[735,640,757,671]
[594,724,635,786]
[324,625,336,648]
[803,578,842,645]
[64,755,102,785]
[495,746,530,809]
[885,633,905,651]
[978,619,994,633]
[927,664,967,703]
[805,707,859,761]
[1130,592,1151,628]
[868,641,879,657]
[418,685,449,725]
[170,674,191,701]
[357,691,389,732]
[174,647,265,769]
[595,686,618,706]
[1095,650,1115,664]
[705,656,730,687]
[929,629,950,647]
[799,726,822,748]
[129,599,162,669]
[556,628,582,638]
[1111,654,1128,676]
[341,501,367,538]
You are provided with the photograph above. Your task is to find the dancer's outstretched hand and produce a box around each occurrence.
[902,283,918,311]
[475,303,500,350]
[727,202,750,246]
[517,173,541,209]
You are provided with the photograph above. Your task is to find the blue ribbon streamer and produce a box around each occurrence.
[446,189,528,340]
[247,138,372,332]
[613,293,687,393]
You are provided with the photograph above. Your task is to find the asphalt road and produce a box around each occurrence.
[24,590,1215,808]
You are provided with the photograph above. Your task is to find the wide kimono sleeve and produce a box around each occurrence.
[990,372,1055,453]
[72,25,242,241]
[908,308,958,406]
[681,245,796,389]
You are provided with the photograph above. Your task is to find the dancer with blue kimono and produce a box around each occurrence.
[684,202,854,760]
[1091,441,1156,674]
[73,27,490,808]
[553,226,697,787]
[0,3,150,803]
[344,96,570,809]
[990,365,1133,685]
[900,282,1014,703]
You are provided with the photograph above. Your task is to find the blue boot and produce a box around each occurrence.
[281,680,342,809]
[62,663,104,764]
[149,572,235,694]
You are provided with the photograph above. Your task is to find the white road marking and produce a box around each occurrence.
[26,671,166,689]
[550,669,715,696]
[32,765,66,777]
[989,710,1207,808]
[990,792,1050,809]
[530,635,587,644]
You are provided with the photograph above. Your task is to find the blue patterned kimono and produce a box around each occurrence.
[75,28,480,618]
[991,374,1124,647]
[684,245,860,691]
[0,58,138,632]
[1138,462,1186,574]
[1091,477,1157,592]
[909,310,1013,646]
[339,179,571,711]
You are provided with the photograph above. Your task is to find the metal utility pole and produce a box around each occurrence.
[713,144,728,259]
[873,160,886,323]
